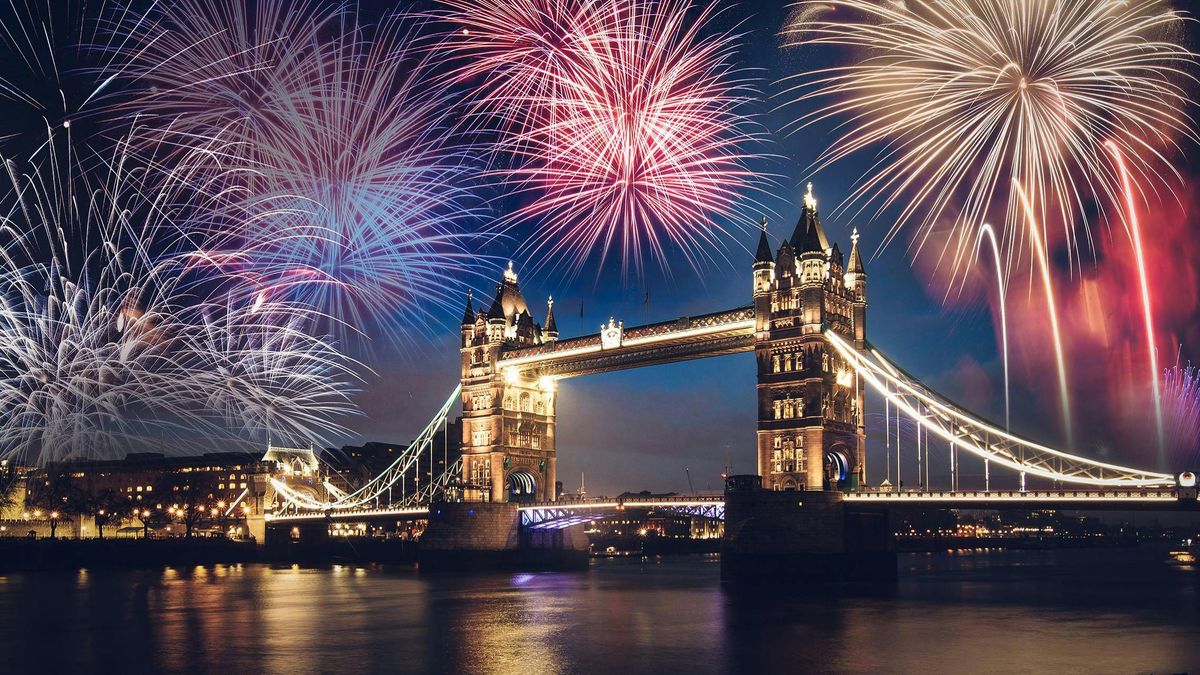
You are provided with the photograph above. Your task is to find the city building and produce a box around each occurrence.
[6,452,273,539]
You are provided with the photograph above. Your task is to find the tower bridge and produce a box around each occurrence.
[455,183,867,504]
[264,184,1194,576]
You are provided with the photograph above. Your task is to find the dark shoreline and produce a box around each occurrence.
[0,535,1165,573]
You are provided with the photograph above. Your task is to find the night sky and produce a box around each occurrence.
[2,1,1197,494]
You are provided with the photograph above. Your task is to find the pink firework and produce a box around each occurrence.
[1163,359,1200,465]
[438,0,606,136]
[444,0,764,278]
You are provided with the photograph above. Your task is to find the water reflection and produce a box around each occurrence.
[0,549,1196,674]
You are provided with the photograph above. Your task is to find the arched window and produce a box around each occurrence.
[772,354,780,373]
[774,400,782,420]
[519,392,532,413]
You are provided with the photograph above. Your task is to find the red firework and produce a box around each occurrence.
[442,0,763,278]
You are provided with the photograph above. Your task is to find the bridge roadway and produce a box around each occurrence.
[266,489,1197,526]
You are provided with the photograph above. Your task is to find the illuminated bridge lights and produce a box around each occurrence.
[267,506,431,523]
[270,385,462,513]
[519,497,725,529]
[844,490,1182,503]
[824,329,1176,488]
[266,488,1196,526]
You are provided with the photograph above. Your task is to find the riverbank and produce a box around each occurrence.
[0,538,259,571]
[0,535,1162,573]
[0,535,728,572]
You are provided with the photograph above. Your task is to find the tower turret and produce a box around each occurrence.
[461,289,475,347]
[798,183,827,286]
[753,216,775,296]
[461,289,475,326]
[846,228,867,350]
[486,282,506,342]
[754,181,867,493]
[544,296,558,341]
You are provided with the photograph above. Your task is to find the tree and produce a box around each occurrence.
[133,505,174,539]
[89,490,126,540]
[168,477,221,538]
[0,463,17,515]
[24,470,86,539]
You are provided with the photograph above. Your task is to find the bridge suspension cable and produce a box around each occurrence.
[825,330,1174,488]
[271,384,462,511]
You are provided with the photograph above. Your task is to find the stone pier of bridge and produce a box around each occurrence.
[418,501,589,571]
[721,476,896,582]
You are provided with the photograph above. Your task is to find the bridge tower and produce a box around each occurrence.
[753,184,867,491]
[460,263,559,503]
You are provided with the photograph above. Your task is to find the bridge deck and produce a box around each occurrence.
[498,306,755,378]
[844,489,1194,510]
[266,489,1195,524]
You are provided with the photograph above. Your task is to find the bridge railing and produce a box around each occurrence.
[844,489,1180,501]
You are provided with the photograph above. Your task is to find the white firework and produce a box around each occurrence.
[0,132,361,465]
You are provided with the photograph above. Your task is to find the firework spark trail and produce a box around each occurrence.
[111,1,488,347]
[443,0,765,280]
[0,132,360,466]
[975,223,1009,430]
[1163,358,1200,465]
[782,0,1197,283]
[0,0,138,161]
[1106,140,1166,465]
[437,0,608,139]
[1014,180,1072,448]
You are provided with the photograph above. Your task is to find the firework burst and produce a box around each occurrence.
[438,0,607,137]
[443,0,765,279]
[782,0,1197,282]
[0,133,359,466]
[113,1,487,346]
[1163,359,1200,465]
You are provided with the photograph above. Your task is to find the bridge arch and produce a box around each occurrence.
[506,470,538,503]
[825,445,851,487]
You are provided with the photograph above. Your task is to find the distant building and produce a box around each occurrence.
[588,497,724,540]
[9,452,273,539]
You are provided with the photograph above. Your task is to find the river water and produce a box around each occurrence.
[0,548,1198,674]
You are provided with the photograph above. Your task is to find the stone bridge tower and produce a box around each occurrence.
[460,263,559,503]
[753,184,867,491]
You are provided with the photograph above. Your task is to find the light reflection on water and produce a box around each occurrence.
[0,548,1197,674]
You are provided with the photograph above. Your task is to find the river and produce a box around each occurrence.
[0,547,1197,673]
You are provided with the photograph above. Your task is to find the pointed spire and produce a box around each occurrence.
[800,212,824,254]
[461,289,475,326]
[755,216,773,263]
[848,227,865,273]
[487,282,505,320]
[544,296,558,334]
[791,181,830,252]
